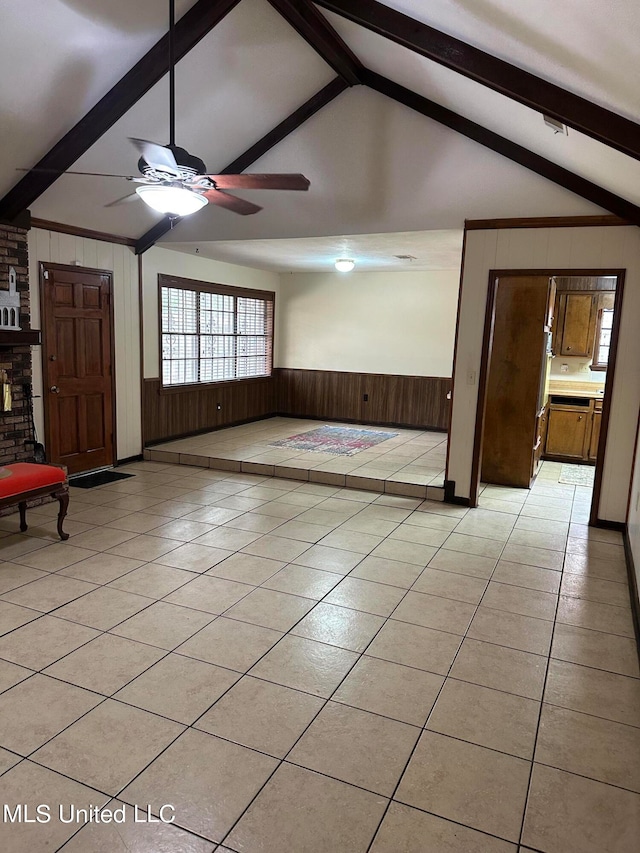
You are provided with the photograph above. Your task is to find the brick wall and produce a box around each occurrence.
[0,224,33,465]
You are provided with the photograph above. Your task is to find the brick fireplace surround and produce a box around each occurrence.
[0,224,33,466]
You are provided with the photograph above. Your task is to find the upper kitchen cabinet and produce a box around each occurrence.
[554,292,598,357]
[552,288,616,359]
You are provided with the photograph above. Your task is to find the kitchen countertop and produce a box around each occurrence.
[548,381,605,399]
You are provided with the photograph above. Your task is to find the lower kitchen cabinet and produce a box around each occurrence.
[544,396,602,463]
[588,406,602,462]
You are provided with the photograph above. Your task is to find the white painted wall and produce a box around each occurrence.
[28,228,141,461]
[448,226,640,523]
[628,416,640,593]
[142,246,280,378]
[276,269,460,376]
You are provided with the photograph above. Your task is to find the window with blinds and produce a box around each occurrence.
[159,276,274,387]
[593,307,614,369]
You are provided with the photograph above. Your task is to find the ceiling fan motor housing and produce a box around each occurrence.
[138,145,207,178]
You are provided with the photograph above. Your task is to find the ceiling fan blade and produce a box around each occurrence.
[17,167,138,179]
[129,138,179,173]
[205,173,310,191]
[202,189,262,215]
[104,192,139,208]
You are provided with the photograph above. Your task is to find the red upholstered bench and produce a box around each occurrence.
[0,463,69,541]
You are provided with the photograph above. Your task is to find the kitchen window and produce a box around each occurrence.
[159,275,274,387]
[592,307,613,370]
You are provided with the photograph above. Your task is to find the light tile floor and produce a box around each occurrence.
[146,417,448,496]
[0,460,638,851]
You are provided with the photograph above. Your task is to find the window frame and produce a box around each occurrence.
[592,305,614,371]
[158,274,275,392]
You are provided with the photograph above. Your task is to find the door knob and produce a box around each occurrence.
[49,385,60,394]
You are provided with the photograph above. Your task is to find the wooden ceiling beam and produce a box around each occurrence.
[0,0,243,222]
[363,70,640,226]
[317,0,640,162]
[267,0,363,84]
[135,77,349,254]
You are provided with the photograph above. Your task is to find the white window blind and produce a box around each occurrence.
[160,278,274,387]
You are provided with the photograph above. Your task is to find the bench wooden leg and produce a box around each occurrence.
[18,502,27,533]
[54,489,70,541]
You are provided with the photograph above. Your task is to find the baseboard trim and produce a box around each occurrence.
[144,413,278,448]
[275,413,448,433]
[593,519,626,531]
[443,479,470,506]
[116,454,144,466]
[622,528,640,658]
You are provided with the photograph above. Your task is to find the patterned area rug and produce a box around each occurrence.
[559,464,596,486]
[271,425,398,456]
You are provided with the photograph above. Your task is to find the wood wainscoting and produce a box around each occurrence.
[143,377,276,444]
[275,369,451,430]
[143,370,452,445]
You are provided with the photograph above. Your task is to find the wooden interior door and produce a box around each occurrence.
[41,264,114,474]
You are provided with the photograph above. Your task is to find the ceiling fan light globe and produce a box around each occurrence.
[135,185,207,216]
[335,258,355,272]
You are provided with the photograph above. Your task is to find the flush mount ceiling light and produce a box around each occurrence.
[335,258,355,272]
[135,185,208,216]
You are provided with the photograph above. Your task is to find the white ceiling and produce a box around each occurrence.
[1,0,637,249]
[165,228,464,271]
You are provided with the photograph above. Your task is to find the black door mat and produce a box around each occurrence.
[70,471,134,489]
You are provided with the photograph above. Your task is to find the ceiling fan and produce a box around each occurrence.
[19,0,310,218]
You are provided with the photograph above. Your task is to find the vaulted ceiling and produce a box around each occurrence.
[1,0,638,256]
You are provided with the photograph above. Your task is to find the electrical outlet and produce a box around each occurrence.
[363,394,369,402]
[560,363,569,373]
[466,369,476,386]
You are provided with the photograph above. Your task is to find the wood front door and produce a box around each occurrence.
[41,263,115,474]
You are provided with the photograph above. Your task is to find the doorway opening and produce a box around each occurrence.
[40,262,116,475]
[470,268,625,525]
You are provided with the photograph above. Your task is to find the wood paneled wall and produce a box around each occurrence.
[276,369,451,430]
[143,369,452,444]
[143,377,276,444]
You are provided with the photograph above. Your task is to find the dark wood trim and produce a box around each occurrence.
[593,520,626,532]
[444,228,467,484]
[40,262,118,472]
[444,480,470,506]
[0,210,31,231]
[468,272,499,508]
[158,375,274,396]
[318,0,640,161]
[138,253,146,448]
[32,218,136,247]
[135,77,349,254]
[0,330,41,347]
[465,215,630,231]
[116,454,144,466]
[0,0,242,221]
[622,527,640,657]
[362,71,640,225]
[267,0,363,84]
[590,272,626,526]
[158,273,276,302]
[145,412,278,447]
[276,411,448,433]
